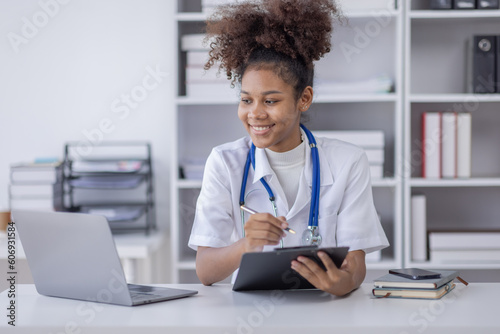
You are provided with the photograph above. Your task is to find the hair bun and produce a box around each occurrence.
[205,0,340,82]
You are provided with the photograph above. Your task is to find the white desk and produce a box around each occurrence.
[1,283,499,333]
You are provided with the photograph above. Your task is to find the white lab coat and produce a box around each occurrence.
[188,131,389,254]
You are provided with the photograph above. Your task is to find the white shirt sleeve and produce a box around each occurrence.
[188,148,238,250]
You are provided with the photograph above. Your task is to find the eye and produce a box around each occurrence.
[265,100,277,105]
[240,97,252,104]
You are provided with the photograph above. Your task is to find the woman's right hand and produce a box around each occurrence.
[242,213,288,252]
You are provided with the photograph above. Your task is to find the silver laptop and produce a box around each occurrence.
[12,210,197,306]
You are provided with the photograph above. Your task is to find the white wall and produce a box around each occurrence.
[0,0,175,230]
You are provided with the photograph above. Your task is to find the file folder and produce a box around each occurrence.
[473,35,496,94]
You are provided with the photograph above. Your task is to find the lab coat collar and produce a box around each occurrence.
[252,147,274,184]
[251,130,334,187]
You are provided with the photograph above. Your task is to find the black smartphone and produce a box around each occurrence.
[389,268,442,280]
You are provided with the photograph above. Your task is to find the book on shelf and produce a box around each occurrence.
[430,249,500,263]
[441,112,457,179]
[421,111,472,179]
[456,113,471,178]
[454,0,476,9]
[337,0,395,11]
[314,130,385,179]
[314,74,393,95]
[421,112,441,179]
[9,161,63,212]
[9,197,62,211]
[373,269,460,289]
[411,194,427,261]
[9,184,59,197]
[430,0,453,9]
[313,131,384,149]
[181,34,210,52]
[187,51,209,67]
[10,161,62,184]
[373,281,456,300]
[468,35,497,94]
[477,0,500,9]
[428,230,500,250]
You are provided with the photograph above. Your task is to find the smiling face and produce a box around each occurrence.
[238,68,312,152]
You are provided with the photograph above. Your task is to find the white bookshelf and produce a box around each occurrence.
[403,1,500,273]
[170,0,404,283]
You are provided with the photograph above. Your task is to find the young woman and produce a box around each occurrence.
[188,0,389,296]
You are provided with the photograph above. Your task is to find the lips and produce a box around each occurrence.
[250,124,274,132]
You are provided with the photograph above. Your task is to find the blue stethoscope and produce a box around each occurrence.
[239,124,322,246]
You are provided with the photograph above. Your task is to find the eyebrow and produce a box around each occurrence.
[240,90,284,95]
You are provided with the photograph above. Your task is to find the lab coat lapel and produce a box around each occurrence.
[287,136,334,220]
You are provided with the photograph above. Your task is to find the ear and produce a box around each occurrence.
[298,86,314,112]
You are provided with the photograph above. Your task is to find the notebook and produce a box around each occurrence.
[373,281,456,300]
[373,270,460,289]
[12,210,197,306]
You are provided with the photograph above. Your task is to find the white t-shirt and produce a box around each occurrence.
[188,132,389,253]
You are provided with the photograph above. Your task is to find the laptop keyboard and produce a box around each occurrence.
[130,292,166,302]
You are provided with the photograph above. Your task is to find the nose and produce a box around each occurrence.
[248,102,267,119]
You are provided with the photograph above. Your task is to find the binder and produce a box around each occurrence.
[422,112,441,179]
[453,0,476,8]
[430,0,453,9]
[411,195,427,261]
[441,112,457,178]
[477,0,499,8]
[456,113,472,178]
[473,35,496,94]
[497,36,500,93]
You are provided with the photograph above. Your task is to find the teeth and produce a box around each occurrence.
[253,126,270,131]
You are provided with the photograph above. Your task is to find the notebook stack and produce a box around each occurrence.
[372,270,462,300]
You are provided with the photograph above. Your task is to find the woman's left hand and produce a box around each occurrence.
[291,250,366,296]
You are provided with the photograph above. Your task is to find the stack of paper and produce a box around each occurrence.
[180,158,206,180]
[313,131,385,179]
[314,74,393,96]
[9,160,63,211]
[372,270,459,299]
[421,112,471,179]
[338,0,395,12]
[428,231,500,263]
[201,0,241,14]
[181,34,234,98]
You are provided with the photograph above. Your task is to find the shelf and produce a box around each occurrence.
[176,96,239,106]
[371,178,398,187]
[410,94,500,103]
[176,13,207,22]
[406,261,500,270]
[410,10,500,20]
[410,178,500,187]
[176,10,400,22]
[314,93,398,103]
[177,93,398,106]
[177,260,197,270]
[178,179,203,188]
[178,178,397,189]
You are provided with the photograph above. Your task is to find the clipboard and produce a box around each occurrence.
[232,246,349,291]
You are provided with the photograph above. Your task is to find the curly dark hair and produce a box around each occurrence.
[204,0,341,99]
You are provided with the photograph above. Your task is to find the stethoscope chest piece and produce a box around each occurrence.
[301,226,322,246]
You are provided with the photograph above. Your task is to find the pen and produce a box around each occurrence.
[240,205,296,234]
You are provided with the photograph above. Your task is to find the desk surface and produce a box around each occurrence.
[1,283,499,334]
